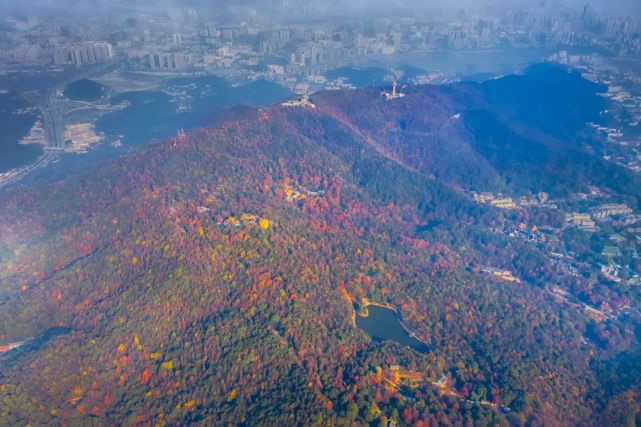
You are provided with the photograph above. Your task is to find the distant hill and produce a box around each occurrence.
[0,64,639,426]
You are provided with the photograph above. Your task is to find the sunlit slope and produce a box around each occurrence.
[0,65,639,425]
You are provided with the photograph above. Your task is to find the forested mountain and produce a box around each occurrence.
[0,64,639,426]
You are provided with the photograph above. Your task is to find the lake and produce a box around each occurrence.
[368,48,552,78]
[96,77,291,146]
[355,304,430,353]
[324,48,553,89]
[0,75,291,177]
[0,93,42,173]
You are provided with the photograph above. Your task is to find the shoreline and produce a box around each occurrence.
[353,297,431,348]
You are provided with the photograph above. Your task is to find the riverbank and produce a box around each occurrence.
[0,328,69,374]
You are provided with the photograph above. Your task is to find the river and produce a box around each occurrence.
[0,327,69,374]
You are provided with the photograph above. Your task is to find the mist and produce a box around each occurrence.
[1,0,640,18]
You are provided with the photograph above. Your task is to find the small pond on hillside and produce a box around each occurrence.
[355,304,430,353]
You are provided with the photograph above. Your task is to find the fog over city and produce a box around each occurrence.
[1,0,641,16]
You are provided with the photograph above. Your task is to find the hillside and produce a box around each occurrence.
[0,64,639,426]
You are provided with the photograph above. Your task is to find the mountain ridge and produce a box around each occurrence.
[0,64,639,426]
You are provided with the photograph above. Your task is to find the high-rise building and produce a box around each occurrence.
[53,42,114,65]
[148,52,190,70]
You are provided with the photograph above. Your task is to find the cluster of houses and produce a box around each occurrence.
[549,285,610,323]
[284,183,325,203]
[480,266,521,283]
[280,94,316,109]
[217,213,269,229]
[472,192,550,210]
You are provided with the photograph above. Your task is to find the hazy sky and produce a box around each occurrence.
[1,0,640,18]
